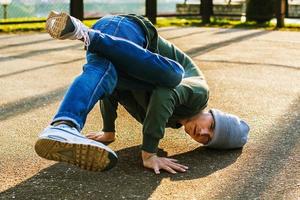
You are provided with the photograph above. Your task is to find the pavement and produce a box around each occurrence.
[0,27,299,200]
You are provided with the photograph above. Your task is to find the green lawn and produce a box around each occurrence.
[156,17,300,31]
[0,17,299,33]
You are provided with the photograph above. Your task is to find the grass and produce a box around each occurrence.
[0,16,299,33]
[0,17,46,33]
[156,17,300,31]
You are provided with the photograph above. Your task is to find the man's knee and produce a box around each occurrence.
[82,62,117,96]
[162,67,184,88]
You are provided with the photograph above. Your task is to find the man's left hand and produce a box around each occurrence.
[142,150,189,174]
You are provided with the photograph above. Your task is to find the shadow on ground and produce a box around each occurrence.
[0,86,68,121]
[199,59,300,71]
[0,58,84,79]
[214,96,300,199]
[1,28,299,199]
[0,147,242,199]
[0,29,268,122]
[187,30,268,58]
[0,38,52,50]
[0,43,81,62]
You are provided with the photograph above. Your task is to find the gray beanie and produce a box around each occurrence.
[205,109,250,149]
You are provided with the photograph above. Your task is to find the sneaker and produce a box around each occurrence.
[46,10,90,46]
[34,124,118,172]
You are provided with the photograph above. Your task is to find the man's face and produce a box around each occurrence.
[183,112,215,144]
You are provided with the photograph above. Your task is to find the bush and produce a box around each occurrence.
[246,0,275,23]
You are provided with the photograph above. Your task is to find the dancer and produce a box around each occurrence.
[35,11,250,174]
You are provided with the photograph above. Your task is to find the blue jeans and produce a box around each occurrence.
[52,15,184,130]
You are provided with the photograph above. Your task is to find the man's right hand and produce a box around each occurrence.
[142,150,188,174]
[86,131,115,143]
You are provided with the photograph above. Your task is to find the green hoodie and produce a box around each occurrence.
[100,14,209,153]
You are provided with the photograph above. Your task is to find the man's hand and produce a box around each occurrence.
[142,150,188,174]
[86,131,115,143]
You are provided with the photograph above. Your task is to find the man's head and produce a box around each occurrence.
[181,109,250,149]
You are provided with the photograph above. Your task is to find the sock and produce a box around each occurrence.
[52,120,76,128]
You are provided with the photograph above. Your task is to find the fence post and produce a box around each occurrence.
[145,0,157,24]
[3,4,8,19]
[70,0,84,20]
[200,0,213,24]
[276,0,286,28]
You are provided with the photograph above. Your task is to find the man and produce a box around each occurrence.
[35,11,250,174]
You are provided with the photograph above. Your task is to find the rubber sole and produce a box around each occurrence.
[46,11,69,39]
[34,138,117,172]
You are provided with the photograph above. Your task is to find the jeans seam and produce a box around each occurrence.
[86,61,114,111]
[112,16,125,36]
[85,16,123,110]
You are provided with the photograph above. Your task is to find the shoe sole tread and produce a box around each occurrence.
[46,11,69,39]
[35,138,117,172]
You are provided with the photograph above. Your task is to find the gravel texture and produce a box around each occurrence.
[0,27,299,200]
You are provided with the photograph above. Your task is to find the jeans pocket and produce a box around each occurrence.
[92,15,116,32]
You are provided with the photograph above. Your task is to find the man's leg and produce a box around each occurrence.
[46,12,185,88]
[86,89,148,143]
[35,12,123,172]
[35,53,118,172]
[87,30,184,88]
[52,53,117,130]
[35,12,181,172]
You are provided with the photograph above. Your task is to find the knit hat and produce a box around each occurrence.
[205,109,250,149]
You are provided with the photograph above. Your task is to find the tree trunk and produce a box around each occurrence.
[200,0,213,24]
[276,0,286,28]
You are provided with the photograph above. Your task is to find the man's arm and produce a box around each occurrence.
[157,35,209,111]
[100,95,118,133]
[142,88,177,153]
[142,87,188,174]
[86,96,118,142]
[157,35,204,79]
[141,36,209,174]
[141,81,208,174]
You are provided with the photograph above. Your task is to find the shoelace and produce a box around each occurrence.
[80,28,90,47]
[72,17,90,47]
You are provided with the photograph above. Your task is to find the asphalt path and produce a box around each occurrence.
[0,27,299,200]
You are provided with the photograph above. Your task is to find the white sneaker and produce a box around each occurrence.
[46,10,90,46]
[35,124,118,172]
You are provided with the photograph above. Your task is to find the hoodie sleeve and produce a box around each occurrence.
[141,35,210,153]
[100,96,118,132]
[142,87,178,153]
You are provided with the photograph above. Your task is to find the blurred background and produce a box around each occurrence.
[0,0,299,30]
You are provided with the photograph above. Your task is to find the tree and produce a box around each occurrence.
[246,0,275,23]
[200,0,213,24]
[275,0,287,27]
